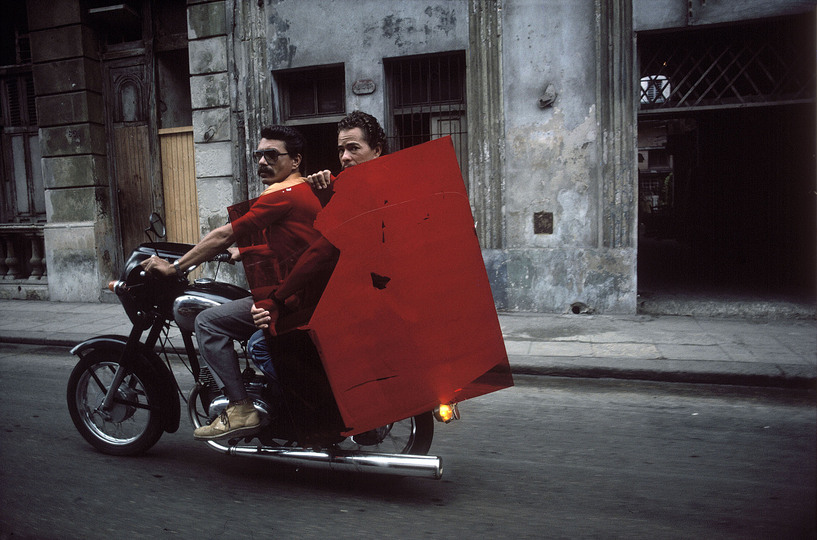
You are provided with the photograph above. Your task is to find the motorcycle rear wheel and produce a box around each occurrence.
[67,351,164,456]
[338,412,434,455]
[188,382,434,455]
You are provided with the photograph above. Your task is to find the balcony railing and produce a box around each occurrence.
[0,224,46,282]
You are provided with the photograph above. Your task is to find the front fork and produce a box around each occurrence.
[99,318,164,412]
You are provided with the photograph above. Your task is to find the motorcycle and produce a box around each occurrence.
[66,214,452,480]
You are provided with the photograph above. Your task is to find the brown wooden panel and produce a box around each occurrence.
[159,127,198,245]
[114,124,152,254]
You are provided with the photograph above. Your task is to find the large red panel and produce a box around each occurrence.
[235,137,512,435]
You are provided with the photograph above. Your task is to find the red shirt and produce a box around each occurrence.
[231,180,323,293]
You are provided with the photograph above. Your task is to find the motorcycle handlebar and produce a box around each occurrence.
[211,251,233,264]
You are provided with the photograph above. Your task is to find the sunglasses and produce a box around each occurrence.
[252,149,290,163]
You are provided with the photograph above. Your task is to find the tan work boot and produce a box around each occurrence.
[194,400,260,441]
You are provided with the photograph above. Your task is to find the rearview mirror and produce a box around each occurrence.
[145,212,166,241]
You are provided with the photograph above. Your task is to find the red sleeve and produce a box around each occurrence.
[231,193,291,240]
[275,236,338,301]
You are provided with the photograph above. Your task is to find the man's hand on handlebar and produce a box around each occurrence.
[209,251,235,264]
[141,256,175,277]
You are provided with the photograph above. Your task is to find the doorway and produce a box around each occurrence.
[104,55,159,257]
[637,104,816,301]
[636,15,816,304]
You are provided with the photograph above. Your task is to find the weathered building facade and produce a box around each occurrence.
[1,0,814,313]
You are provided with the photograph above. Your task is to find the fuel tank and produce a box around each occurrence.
[173,278,251,333]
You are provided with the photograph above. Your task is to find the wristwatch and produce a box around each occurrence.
[173,260,186,277]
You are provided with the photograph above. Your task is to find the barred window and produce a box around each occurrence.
[385,52,467,178]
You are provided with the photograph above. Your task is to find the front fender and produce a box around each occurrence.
[71,335,181,434]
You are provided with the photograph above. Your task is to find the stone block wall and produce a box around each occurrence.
[188,1,232,228]
[28,0,117,301]
[187,0,247,285]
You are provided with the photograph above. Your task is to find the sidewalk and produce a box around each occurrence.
[0,299,814,388]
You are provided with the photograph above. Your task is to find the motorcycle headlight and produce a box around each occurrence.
[108,280,126,294]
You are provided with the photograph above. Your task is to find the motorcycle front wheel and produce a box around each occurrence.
[67,351,164,456]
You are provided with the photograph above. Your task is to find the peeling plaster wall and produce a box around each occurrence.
[505,110,599,248]
[263,1,468,115]
[495,0,636,313]
[264,2,465,64]
[484,246,636,313]
[224,0,637,313]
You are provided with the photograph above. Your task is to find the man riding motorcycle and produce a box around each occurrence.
[250,111,387,327]
[247,111,388,368]
[142,125,322,441]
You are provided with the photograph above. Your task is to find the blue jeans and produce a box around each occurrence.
[247,330,284,402]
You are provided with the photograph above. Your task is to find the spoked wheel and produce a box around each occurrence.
[187,382,215,430]
[67,351,164,456]
[335,412,434,455]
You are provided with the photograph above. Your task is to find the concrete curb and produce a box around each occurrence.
[3,332,814,390]
[510,359,816,389]
[1,300,814,390]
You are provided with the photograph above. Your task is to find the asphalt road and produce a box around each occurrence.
[1,343,814,539]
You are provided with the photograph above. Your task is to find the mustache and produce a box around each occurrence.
[257,164,275,176]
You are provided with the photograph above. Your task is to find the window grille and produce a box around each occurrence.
[639,16,815,113]
[385,52,467,178]
[16,31,31,64]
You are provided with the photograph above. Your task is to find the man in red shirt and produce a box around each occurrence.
[143,125,322,441]
[250,111,387,332]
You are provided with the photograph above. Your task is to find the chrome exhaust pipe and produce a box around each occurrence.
[206,441,443,479]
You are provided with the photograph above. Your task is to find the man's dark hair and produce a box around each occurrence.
[260,125,307,170]
[338,111,389,155]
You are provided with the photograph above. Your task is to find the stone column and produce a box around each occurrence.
[188,0,235,231]
[595,0,637,250]
[187,0,247,285]
[29,0,117,301]
[467,0,506,250]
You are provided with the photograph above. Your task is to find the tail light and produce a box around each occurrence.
[433,403,460,423]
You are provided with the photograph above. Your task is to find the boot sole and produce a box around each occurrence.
[193,424,261,442]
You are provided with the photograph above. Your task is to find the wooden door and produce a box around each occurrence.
[105,57,161,256]
[113,122,153,253]
[159,126,198,244]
